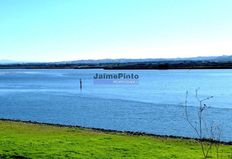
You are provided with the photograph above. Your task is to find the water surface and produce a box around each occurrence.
[0,69,232,141]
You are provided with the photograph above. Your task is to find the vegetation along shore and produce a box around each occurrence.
[0,119,232,158]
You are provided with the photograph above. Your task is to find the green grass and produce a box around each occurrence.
[0,120,231,159]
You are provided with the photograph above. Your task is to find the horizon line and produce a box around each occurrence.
[0,54,231,64]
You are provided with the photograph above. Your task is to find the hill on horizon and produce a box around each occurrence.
[1,55,232,64]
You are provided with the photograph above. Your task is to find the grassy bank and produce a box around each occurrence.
[0,120,231,158]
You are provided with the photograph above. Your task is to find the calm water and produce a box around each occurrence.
[0,69,232,141]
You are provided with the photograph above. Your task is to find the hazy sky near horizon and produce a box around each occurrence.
[0,0,232,62]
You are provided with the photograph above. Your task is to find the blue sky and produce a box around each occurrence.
[0,0,232,62]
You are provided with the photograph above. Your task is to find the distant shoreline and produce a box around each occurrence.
[1,61,232,69]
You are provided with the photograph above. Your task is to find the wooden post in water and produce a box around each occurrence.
[80,78,82,91]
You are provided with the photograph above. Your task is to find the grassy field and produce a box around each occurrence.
[0,120,231,159]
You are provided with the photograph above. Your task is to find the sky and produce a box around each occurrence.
[0,0,232,62]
